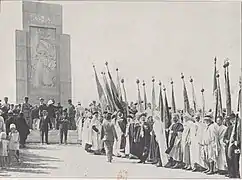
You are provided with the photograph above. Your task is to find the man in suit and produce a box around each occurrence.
[224,113,241,178]
[38,98,47,118]
[101,112,118,163]
[39,110,52,145]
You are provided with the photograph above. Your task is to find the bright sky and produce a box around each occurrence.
[0,1,241,110]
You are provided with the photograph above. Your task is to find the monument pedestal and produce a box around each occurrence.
[16,1,71,106]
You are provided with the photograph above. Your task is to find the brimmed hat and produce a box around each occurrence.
[93,111,98,115]
[204,115,213,122]
[47,99,54,105]
[183,113,193,122]
[138,112,147,119]
[10,124,16,129]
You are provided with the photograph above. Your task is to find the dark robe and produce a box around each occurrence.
[132,122,151,162]
[15,116,30,146]
[128,122,136,155]
[117,117,127,152]
[165,122,184,154]
[147,120,157,163]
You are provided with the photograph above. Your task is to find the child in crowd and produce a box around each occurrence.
[0,132,9,168]
[8,124,20,164]
[59,111,69,145]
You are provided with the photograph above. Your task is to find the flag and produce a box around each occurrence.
[163,86,171,129]
[201,88,205,118]
[106,62,123,111]
[116,68,123,102]
[224,59,232,116]
[158,81,164,122]
[238,77,242,119]
[181,74,190,114]
[171,80,176,113]
[217,73,223,117]
[136,79,144,112]
[93,65,107,111]
[190,77,197,113]
[143,81,147,110]
[102,72,115,111]
[152,78,156,115]
[213,57,218,121]
[121,79,129,117]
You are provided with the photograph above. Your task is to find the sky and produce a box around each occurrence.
[0,1,241,110]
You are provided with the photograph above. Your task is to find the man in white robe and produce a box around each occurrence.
[215,116,227,174]
[190,114,199,171]
[153,111,168,167]
[82,111,93,152]
[181,114,194,170]
[113,112,125,157]
[91,111,102,154]
[76,102,84,144]
[202,115,219,175]
[195,115,207,170]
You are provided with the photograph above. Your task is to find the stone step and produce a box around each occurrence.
[26,130,80,144]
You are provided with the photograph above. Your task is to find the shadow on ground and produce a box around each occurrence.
[0,144,62,176]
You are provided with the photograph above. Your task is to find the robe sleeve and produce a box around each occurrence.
[100,125,104,140]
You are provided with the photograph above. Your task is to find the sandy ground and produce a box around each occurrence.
[0,143,225,178]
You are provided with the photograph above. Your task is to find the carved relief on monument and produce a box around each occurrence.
[28,13,53,26]
[29,27,57,90]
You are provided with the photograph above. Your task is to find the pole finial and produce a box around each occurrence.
[190,76,193,83]
[181,73,184,79]
[152,77,155,83]
[142,81,145,86]
[136,79,140,84]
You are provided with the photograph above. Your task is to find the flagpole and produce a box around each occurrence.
[159,81,163,122]
[171,79,176,113]
[201,87,205,118]
[143,81,147,110]
[152,77,156,115]
[136,79,141,112]
[121,78,128,117]
[190,76,197,113]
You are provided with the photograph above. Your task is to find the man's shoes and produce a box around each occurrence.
[192,168,198,172]
[206,171,215,175]
[203,169,210,173]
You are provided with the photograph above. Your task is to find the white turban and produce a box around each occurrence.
[10,124,16,130]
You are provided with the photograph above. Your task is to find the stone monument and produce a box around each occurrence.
[16,1,71,106]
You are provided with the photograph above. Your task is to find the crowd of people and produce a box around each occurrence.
[0,96,77,168]
[76,101,241,179]
[0,94,240,178]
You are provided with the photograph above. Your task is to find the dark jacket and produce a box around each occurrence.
[59,117,69,130]
[101,119,118,142]
[47,104,56,119]
[38,104,47,117]
[39,116,52,131]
